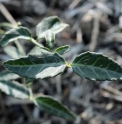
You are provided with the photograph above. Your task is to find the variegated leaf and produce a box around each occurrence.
[72,52,122,81]
[55,45,71,55]
[0,70,19,81]
[34,95,76,121]
[36,16,68,39]
[3,51,66,79]
[0,26,31,47]
[0,80,30,99]
[45,30,55,49]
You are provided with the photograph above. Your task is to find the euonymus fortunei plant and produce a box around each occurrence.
[0,16,122,121]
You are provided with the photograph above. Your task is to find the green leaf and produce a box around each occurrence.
[55,45,71,55]
[29,46,45,54]
[71,52,122,81]
[3,51,66,79]
[0,70,19,81]
[3,45,23,59]
[29,46,51,55]
[45,30,55,49]
[0,80,30,99]
[34,95,76,121]
[0,26,31,47]
[29,46,41,54]
[36,16,68,39]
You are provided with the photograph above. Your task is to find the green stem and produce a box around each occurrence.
[30,38,50,51]
[25,80,34,101]
[0,22,16,28]
[66,62,72,68]
[28,87,34,101]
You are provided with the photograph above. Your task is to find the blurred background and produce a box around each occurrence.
[1,0,122,124]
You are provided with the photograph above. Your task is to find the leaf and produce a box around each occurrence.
[0,70,19,81]
[71,52,122,81]
[3,45,23,59]
[36,16,68,39]
[0,26,31,47]
[29,46,51,56]
[0,80,30,99]
[3,51,66,79]
[34,95,76,121]
[55,45,71,55]
[45,30,55,49]
[29,46,45,54]
[29,46,41,54]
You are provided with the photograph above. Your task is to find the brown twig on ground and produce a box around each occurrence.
[0,3,17,26]
[76,27,82,43]
[100,81,122,97]
[89,11,100,51]
[68,0,82,10]
[21,105,32,121]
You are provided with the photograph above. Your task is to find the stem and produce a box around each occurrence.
[28,87,34,101]
[66,62,72,68]
[30,38,50,51]
[0,22,16,28]
[23,78,34,101]
[29,87,32,97]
